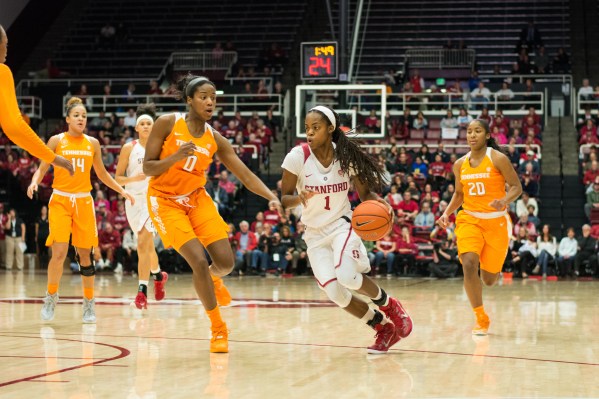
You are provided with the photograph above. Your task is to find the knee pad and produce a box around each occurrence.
[321,280,352,308]
[336,267,364,290]
[80,264,96,277]
[75,247,95,270]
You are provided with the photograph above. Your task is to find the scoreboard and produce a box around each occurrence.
[300,41,338,80]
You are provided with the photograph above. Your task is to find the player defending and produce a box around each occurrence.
[437,119,522,335]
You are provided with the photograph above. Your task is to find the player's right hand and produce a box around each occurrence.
[52,155,75,175]
[298,189,316,207]
[27,182,38,199]
[174,141,197,161]
[436,213,449,229]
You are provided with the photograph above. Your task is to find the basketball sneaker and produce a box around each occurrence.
[212,275,232,306]
[380,297,413,338]
[41,292,59,321]
[135,291,148,310]
[210,324,229,353]
[472,313,490,335]
[154,272,169,301]
[82,298,97,324]
[367,322,400,354]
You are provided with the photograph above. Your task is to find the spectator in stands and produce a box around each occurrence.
[521,168,539,197]
[574,224,597,277]
[98,22,116,49]
[440,110,458,129]
[123,108,137,128]
[412,111,428,131]
[468,71,480,92]
[578,79,594,101]
[34,205,50,269]
[506,145,520,168]
[491,125,508,145]
[514,214,536,236]
[584,176,599,219]
[411,156,428,178]
[470,82,491,109]
[98,222,122,272]
[515,191,538,218]
[447,81,464,105]
[364,110,379,133]
[268,232,288,275]
[94,190,110,211]
[232,221,257,274]
[414,202,435,232]
[374,233,396,277]
[206,179,230,218]
[517,50,533,74]
[429,154,449,187]
[532,224,557,278]
[263,201,281,229]
[527,205,541,230]
[397,191,419,223]
[428,240,458,278]
[211,41,224,61]
[518,21,543,52]
[457,108,473,129]
[405,179,421,201]
[3,207,25,270]
[517,233,538,278]
[583,160,599,188]
[410,69,425,93]
[121,227,138,273]
[579,127,599,146]
[557,227,577,276]
[110,201,129,233]
[441,183,455,203]
[495,82,515,104]
[395,226,418,275]
[534,46,550,73]
[579,118,597,137]
[519,150,540,172]
[124,83,137,103]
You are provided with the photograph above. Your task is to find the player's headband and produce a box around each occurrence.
[136,114,153,125]
[185,76,213,99]
[310,106,336,129]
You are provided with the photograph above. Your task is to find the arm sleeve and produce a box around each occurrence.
[0,65,56,163]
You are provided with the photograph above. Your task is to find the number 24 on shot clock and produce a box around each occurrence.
[301,41,338,80]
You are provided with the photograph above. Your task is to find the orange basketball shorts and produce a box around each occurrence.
[46,191,98,248]
[455,210,512,274]
[148,188,229,251]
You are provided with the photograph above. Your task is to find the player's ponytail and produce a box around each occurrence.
[175,73,215,103]
[309,106,387,193]
[65,96,85,116]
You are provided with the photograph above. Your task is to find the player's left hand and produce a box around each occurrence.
[122,190,136,205]
[488,198,507,211]
[376,198,394,219]
[269,198,284,215]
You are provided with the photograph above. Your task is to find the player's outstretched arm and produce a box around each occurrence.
[27,135,60,199]
[437,159,465,228]
[214,132,281,210]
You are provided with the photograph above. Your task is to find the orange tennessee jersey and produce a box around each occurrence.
[52,133,94,193]
[460,147,506,214]
[148,113,217,197]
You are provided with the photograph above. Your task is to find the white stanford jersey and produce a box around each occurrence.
[282,144,352,228]
[125,140,149,196]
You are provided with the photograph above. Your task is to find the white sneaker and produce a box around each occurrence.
[41,292,59,321]
[114,263,123,274]
[82,298,97,323]
[95,258,105,271]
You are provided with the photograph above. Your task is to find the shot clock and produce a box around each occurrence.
[301,41,338,80]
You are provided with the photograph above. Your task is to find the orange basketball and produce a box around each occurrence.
[351,200,392,241]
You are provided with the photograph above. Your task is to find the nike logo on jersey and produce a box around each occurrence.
[356,221,372,227]
[305,174,313,178]
[174,132,184,136]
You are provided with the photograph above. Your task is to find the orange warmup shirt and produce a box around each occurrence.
[0,64,56,163]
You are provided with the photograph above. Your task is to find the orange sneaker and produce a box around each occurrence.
[210,324,229,353]
[472,314,490,336]
[212,275,232,306]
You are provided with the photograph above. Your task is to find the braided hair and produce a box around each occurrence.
[308,107,386,193]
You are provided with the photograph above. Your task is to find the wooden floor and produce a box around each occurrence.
[0,269,597,398]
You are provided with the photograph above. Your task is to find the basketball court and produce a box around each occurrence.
[0,270,597,398]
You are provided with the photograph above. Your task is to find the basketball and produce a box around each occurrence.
[351,200,392,241]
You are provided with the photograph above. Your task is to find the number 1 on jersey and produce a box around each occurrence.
[324,195,330,210]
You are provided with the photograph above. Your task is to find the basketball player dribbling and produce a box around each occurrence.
[27,97,135,323]
[115,104,167,310]
[281,105,413,354]
[437,119,522,335]
[143,75,282,353]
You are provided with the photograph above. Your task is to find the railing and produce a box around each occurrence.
[226,77,273,92]
[16,96,43,119]
[405,49,476,69]
[479,74,573,85]
[60,94,283,117]
[363,143,541,157]
[16,78,155,97]
[311,91,545,117]
[171,51,237,72]
[576,91,599,114]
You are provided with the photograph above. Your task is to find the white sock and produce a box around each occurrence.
[360,308,376,323]
[139,280,149,287]
[150,268,160,274]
